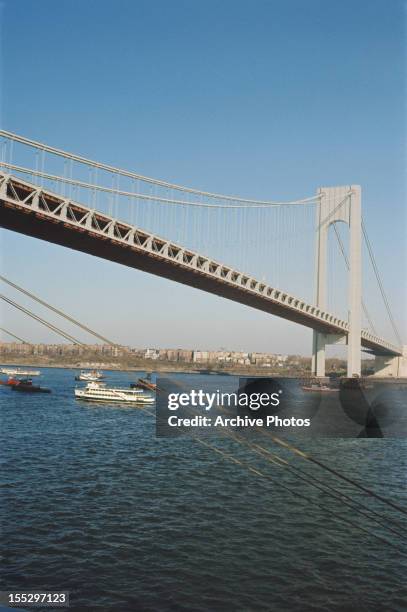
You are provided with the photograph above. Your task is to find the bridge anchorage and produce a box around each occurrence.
[0,130,405,378]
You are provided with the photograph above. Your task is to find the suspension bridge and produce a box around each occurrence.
[0,130,405,378]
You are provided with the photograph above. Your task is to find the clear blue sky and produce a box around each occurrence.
[0,0,405,354]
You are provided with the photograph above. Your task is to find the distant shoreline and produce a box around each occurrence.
[0,359,296,377]
[0,362,197,374]
[1,361,404,384]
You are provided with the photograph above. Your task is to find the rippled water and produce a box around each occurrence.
[1,368,406,611]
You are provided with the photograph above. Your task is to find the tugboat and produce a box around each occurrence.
[75,369,105,381]
[130,372,157,392]
[1,375,50,393]
[0,376,33,386]
[75,381,154,404]
[12,382,51,393]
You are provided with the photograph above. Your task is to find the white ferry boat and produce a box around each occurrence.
[0,367,41,376]
[75,369,105,381]
[75,381,155,404]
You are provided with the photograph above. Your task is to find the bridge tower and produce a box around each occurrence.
[312,185,361,378]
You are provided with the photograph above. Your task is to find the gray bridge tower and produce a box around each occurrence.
[312,185,361,378]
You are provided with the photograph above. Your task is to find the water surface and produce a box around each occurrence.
[1,368,406,611]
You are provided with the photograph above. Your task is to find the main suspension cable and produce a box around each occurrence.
[159,378,407,536]
[264,433,407,516]
[0,130,321,206]
[195,437,405,555]
[209,424,406,537]
[0,294,85,346]
[0,162,320,209]
[361,220,402,346]
[0,327,30,344]
[140,401,406,554]
[0,275,117,347]
[248,439,406,536]
[165,377,407,519]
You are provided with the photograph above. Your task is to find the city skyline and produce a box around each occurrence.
[0,340,290,363]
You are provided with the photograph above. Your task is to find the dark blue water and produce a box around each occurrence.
[1,368,406,611]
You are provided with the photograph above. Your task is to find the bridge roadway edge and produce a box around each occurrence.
[0,197,401,358]
[0,200,343,335]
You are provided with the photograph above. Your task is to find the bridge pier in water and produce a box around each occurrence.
[312,185,362,378]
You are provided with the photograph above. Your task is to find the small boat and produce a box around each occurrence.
[0,376,33,386]
[0,367,40,376]
[0,377,18,386]
[75,369,105,381]
[302,384,339,392]
[198,369,224,375]
[130,377,157,392]
[12,383,51,393]
[75,381,155,404]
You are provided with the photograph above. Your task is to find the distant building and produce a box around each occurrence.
[178,349,193,362]
[0,341,32,355]
[193,350,209,362]
[0,341,294,369]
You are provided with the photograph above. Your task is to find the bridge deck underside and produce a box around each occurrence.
[1,202,340,332]
[0,174,400,357]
